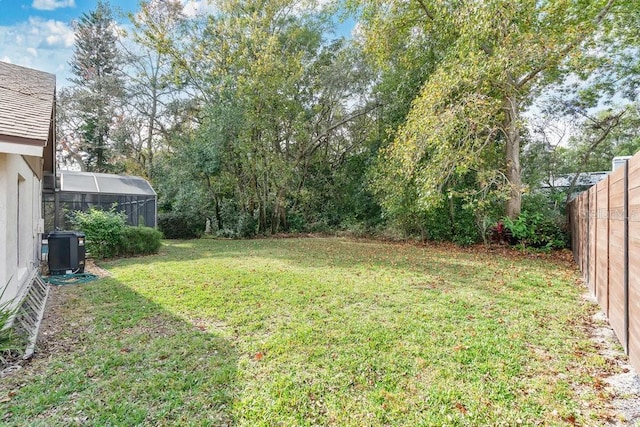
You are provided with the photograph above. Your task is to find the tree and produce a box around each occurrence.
[532,106,639,175]
[357,0,620,219]
[110,0,185,178]
[66,0,125,172]
[141,0,379,235]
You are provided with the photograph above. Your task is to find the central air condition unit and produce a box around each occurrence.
[47,231,86,275]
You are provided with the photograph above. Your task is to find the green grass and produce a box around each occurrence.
[0,238,615,425]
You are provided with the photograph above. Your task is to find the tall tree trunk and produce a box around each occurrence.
[214,196,223,231]
[448,194,455,241]
[258,200,267,234]
[145,82,157,178]
[271,189,286,234]
[504,91,522,219]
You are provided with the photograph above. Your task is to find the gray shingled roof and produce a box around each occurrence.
[0,61,56,144]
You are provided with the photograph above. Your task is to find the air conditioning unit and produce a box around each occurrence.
[47,231,86,275]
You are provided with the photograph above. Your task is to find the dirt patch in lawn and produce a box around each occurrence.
[0,285,85,411]
[84,258,111,278]
[1,259,107,378]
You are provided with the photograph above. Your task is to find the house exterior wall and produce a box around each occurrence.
[0,152,42,309]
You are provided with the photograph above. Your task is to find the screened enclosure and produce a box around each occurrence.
[43,171,157,233]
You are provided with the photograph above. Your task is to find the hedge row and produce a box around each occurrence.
[71,208,163,259]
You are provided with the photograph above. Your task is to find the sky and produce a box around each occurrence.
[0,0,143,85]
[0,0,355,88]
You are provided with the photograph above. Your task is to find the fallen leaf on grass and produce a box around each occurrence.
[0,390,16,403]
[454,402,467,414]
[593,377,604,390]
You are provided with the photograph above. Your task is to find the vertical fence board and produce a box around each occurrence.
[589,187,597,294]
[576,193,588,277]
[570,199,576,257]
[608,167,626,347]
[596,178,610,313]
[582,193,588,275]
[628,155,640,369]
[573,196,583,271]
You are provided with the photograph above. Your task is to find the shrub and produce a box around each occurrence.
[235,213,257,238]
[158,212,204,239]
[119,226,163,256]
[503,210,568,250]
[488,221,516,245]
[70,208,126,258]
[286,211,306,233]
[0,298,22,363]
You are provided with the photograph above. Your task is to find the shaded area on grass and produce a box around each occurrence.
[0,278,238,426]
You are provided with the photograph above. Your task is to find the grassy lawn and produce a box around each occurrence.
[0,238,617,425]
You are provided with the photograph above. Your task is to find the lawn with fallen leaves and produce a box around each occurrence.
[0,238,620,425]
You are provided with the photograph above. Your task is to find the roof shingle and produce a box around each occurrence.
[0,61,56,144]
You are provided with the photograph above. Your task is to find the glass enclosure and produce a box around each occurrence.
[43,171,157,233]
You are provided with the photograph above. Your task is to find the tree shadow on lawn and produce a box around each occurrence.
[0,278,238,426]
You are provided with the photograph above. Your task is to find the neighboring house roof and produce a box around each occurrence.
[542,172,610,189]
[0,61,56,157]
[58,171,157,196]
[541,158,635,191]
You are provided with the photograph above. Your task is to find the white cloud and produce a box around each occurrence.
[32,0,76,11]
[1,56,12,63]
[43,32,73,48]
[0,18,75,85]
[351,21,364,41]
[182,0,216,18]
[34,18,75,49]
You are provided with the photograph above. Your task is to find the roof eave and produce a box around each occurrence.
[0,137,45,157]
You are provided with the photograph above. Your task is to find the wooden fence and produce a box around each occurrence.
[567,153,640,373]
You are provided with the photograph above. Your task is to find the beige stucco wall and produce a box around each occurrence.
[0,152,42,309]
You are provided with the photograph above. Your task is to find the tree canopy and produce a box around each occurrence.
[56,0,640,243]
[62,0,125,172]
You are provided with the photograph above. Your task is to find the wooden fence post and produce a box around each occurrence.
[607,176,611,317]
[594,186,598,300]
[586,192,590,285]
[624,160,630,355]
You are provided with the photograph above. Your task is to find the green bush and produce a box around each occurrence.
[503,209,568,250]
[286,211,306,233]
[235,213,257,238]
[0,286,24,363]
[158,212,204,239]
[119,226,163,256]
[71,208,164,258]
[70,208,126,258]
[0,306,19,363]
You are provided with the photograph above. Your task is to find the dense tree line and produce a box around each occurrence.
[57,0,640,244]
